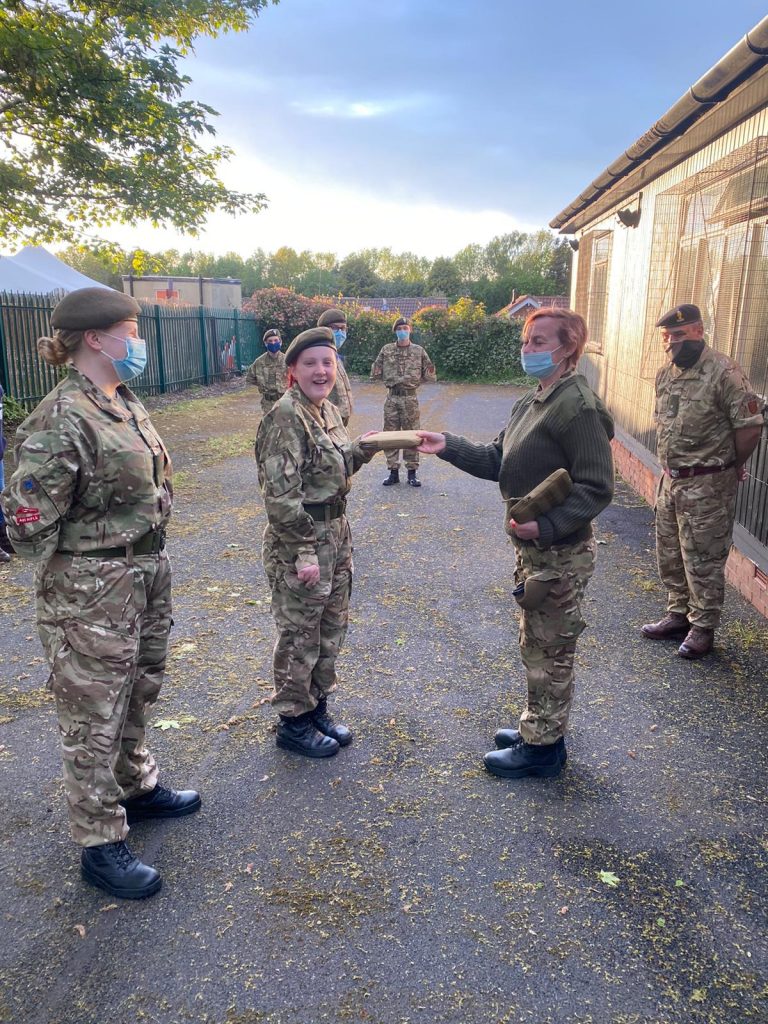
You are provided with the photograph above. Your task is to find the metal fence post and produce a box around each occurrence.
[198,305,209,384]
[0,302,9,394]
[233,308,243,371]
[153,304,167,394]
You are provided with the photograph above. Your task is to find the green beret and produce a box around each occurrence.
[263,328,281,343]
[317,308,347,328]
[50,288,141,331]
[284,327,336,366]
[655,303,702,329]
[393,317,410,333]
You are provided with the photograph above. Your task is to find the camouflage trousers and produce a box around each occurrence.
[655,470,737,630]
[36,551,172,847]
[263,517,353,717]
[514,536,596,745]
[384,393,420,470]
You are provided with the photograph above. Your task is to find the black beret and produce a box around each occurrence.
[655,303,702,329]
[393,317,410,332]
[284,327,336,366]
[317,308,347,328]
[50,288,141,330]
[263,328,281,343]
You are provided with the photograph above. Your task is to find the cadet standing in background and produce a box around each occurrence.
[642,303,764,659]
[317,308,354,426]
[0,287,200,900]
[245,328,289,415]
[372,317,436,487]
[255,327,377,758]
[417,308,614,779]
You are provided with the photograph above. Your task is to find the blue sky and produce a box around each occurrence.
[112,0,768,258]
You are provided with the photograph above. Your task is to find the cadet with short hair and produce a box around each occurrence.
[418,308,614,779]
[317,308,354,426]
[245,328,289,415]
[642,303,764,659]
[0,287,200,900]
[255,327,377,758]
[371,317,436,487]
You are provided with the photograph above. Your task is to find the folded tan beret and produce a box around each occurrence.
[359,430,422,450]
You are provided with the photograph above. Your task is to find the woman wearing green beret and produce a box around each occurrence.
[255,327,377,757]
[0,287,200,900]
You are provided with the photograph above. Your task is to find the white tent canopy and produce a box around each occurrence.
[0,246,110,294]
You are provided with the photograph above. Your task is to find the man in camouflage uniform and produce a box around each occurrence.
[255,327,375,758]
[371,317,436,487]
[245,328,289,415]
[317,308,354,426]
[642,303,764,659]
[1,287,199,900]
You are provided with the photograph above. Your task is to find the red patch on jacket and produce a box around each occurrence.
[15,507,41,525]
[747,398,759,415]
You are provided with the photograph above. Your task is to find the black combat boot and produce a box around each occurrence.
[311,698,353,746]
[81,841,162,899]
[382,468,400,486]
[494,728,567,765]
[407,469,421,487]
[483,736,564,779]
[0,522,13,555]
[121,783,201,824]
[276,712,340,758]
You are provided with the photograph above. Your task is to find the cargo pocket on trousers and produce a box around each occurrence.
[282,573,333,604]
[48,618,139,720]
[522,572,586,647]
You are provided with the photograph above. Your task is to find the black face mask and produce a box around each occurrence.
[671,340,705,368]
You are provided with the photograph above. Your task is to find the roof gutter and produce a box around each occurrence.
[550,16,768,233]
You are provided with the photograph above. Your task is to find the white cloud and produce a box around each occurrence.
[290,96,426,119]
[104,152,542,259]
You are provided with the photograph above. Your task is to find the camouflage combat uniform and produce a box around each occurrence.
[371,342,436,470]
[0,367,173,847]
[245,350,289,416]
[328,358,353,427]
[439,371,614,745]
[654,344,764,629]
[255,384,373,717]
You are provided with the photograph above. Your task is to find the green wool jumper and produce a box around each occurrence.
[439,371,615,549]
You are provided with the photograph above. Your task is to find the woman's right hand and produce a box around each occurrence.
[297,563,320,588]
[416,430,446,455]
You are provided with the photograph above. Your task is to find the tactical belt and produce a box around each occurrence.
[388,386,416,396]
[303,501,346,521]
[665,463,734,480]
[60,527,167,559]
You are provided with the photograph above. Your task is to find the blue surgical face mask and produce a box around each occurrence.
[396,330,410,343]
[100,331,147,382]
[266,341,281,353]
[521,345,563,379]
[333,329,347,349]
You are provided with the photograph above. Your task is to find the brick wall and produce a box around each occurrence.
[611,437,768,620]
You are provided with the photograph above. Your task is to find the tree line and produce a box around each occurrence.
[60,231,571,311]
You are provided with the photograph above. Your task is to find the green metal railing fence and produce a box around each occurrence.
[0,292,265,409]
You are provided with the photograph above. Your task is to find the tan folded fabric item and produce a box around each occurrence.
[505,468,573,526]
[359,430,422,450]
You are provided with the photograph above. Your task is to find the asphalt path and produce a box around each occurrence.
[1,379,766,1024]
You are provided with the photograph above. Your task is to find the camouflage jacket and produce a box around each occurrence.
[655,345,765,468]
[371,342,436,390]
[328,358,353,422]
[1,366,172,560]
[254,384,373,569]
[245,350,289,402]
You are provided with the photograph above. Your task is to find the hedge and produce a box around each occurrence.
[243,289,526,383]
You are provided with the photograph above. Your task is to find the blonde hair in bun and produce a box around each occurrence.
[37,329,84,366]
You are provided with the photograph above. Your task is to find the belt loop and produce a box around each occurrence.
[126,543,135,567]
